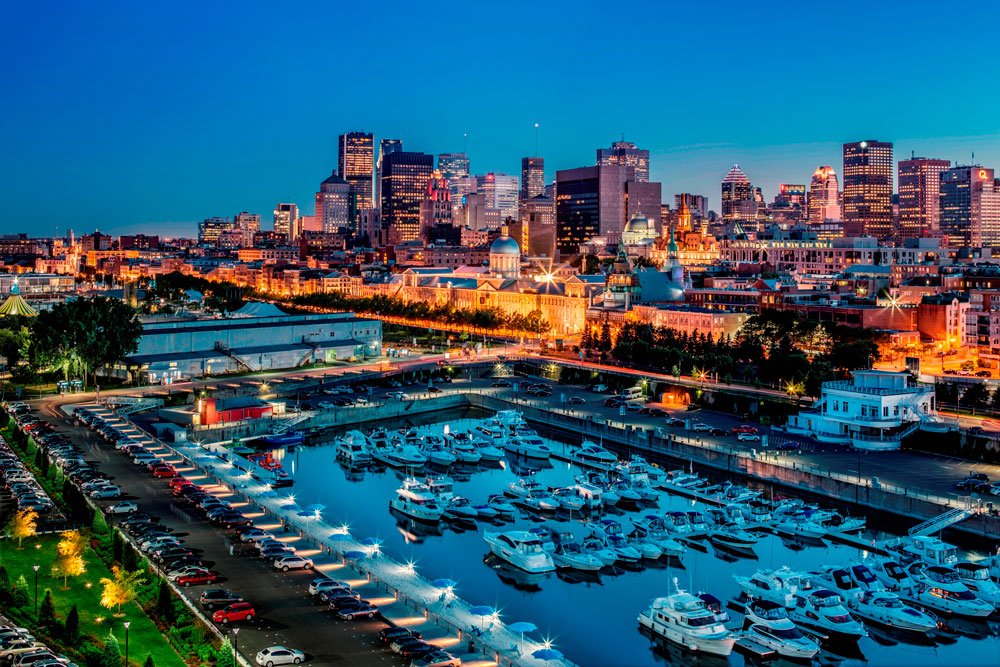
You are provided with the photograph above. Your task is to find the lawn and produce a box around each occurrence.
[0,535,186,667]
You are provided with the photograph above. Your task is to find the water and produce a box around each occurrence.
[272,415,999,667]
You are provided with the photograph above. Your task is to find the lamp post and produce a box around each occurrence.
[233,626,240,665]
[123,620,130,666]
[32,564,39,616]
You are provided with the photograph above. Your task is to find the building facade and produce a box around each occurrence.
[520,157,545,202]
[338,131,374,230]
[897,157,950,239]
[721,165,756,227]
[597,140,649,182]
[315,172,351,233]
[380,151,435,243]
[842,140,894,239]
[939,165,1000,248]
[273,203,300,242]
[807,166,841,225]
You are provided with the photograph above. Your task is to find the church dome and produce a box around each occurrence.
[490,235,520,256]
[624,212,650,234]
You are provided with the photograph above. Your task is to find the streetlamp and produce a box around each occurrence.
[123,620,130,666]
[32,564,39,616]
[232,626,240,665]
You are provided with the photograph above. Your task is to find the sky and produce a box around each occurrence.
[3,0,1000,237]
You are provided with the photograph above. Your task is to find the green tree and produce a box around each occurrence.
[598,321,612,352]
[11,574,29,607]
[156,579,174,622]
[65,605,80,643]
[38,589,59,629]
[102,630,122,667]
[92,511,109,535]
[142,656,155,667]
[0,565,10,606]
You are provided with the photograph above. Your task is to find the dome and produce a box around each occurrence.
[625,212,650,233]
[490,235,520,256]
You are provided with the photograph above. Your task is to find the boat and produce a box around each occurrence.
[709,522,759,551]
[744,599,795,630]
[774,513,827,540]
[571,441,618,470]
[587,519,642,563]
[519,489,561,513]
[954,561,1000,608]
[844,563,886,594]
[423,476,456,503]
[551,540,604,571]
[821,512,867,534]
[744,623,820,660]
[423,442,457,467]
[483,530,556,573]
[570,482,605,510]
[445,496,480,520]
[609,481,642,505]
[849,591,937,633]
[662,469,708,490]
[705,481,760,504]
[482,494,516,519]
[734,567,814,608]
[447,436,483,464]
[469,502,498,520]
[659,511,692,537]
[574,472,621,506]
[505,477,546,499]
[812,565,865,602]
[903,563,994,617]
[258,430,306,448]
[335,431,373,465]
[388,479,444,523]
[888,535,959,566]
[869,558,917,592]
[788,589,867,639]
[504,434,552,459]
[629,518,686,558]
[685,511,711,535]
[637,589,737,656]
[370,443,427,468]
[581,538,618,566]
[550,487,586,512]
[621,455,666,485]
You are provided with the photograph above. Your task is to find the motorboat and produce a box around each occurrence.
[629,518,685,558]
[954,561,1000,607]
[609,481,642,504]
[388,479,444,523]
[774,513,827,540]
[423,476,456,503]
[335,431,373,465]
[483,530,556,573]
[888,535,959,566]
[551,540,604,571]
[570,482,605,510]
[637,589,737,656]
[587,519,642,564]
[474,421,508,448]
[788,589,867,639]
[698,593,730,624]
[504,434,552,459]
[734,567,814,608]
[550,487,586,512]
[482,494,516,519]
[258,430,306,449]
[705,481,760,504]
[619,455,666,486]
[505,477,546,499]
[845,563,886,594]
[370,443,427,468]
[812,565,865,602]
[849,591,937,632]
[580,538,618,566]
[660,511,692,537]
[574,471,620,506]
[445,496,480,520]
[869,558,917,592]
[904,563,994,617]
[469,502,498,520]
[744,598,795,630]
[707,504,746,526]
[821,512,866,534]
[736,502,773,525]
[517,489,560,513]
[744,623,820,660]
[709,522,759,551]
[447,437,482,464]
[571,441,618,470]
[423,442,457,467]
[685,511,711,535]
[662,469,708,490]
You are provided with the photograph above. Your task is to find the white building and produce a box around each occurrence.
[786,370,943,450]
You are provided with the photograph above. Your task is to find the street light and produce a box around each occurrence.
[32,564,39,616]
[123,620,130,666]
[233,626,240,665]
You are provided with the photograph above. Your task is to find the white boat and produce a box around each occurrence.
[903,563,994,617]
[570,482,605,509]
[424,476,456,503]
[581,538,618,566]
[744,598,795,630]
[954,561,1000,608]
[709,522,759,550]
[662,469,707,490]
[734,567,814,608]
[482,494,516,519]
[474,421,508,448]
[706,481,760,504]
[637,589,737,656]
[812,565,865,602]
[483,530,556,573]
[788,589,867,639]
[470,502,498,520]
[774,513,827,540]
[447,438,482,464]
[518,489,560,512]
[550,487,586,512]
[629,518,686,558]
[575,472,621,506]
[587,519,642,563]
[505,477,545,499]
[621,455,666,485]
[822,512,866,534]
[844,562,886,594]
[371,443,427,468]
[849,591,937,632]
[889,535,959,566]
[445,496,480,520]
[551,540,604,571]
[571,441,618,469]
[744,623,820,660]
[504,434,552,459]
[424,443,457,467]
[869,558,917,592]
[609,481,642,504]
[335,431,373,465]
[659,511,692,537]
[388,479,444,522]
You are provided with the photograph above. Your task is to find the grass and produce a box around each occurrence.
[0,535,186,667]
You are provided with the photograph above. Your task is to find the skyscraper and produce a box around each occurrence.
[807,166,841,225]
[315,172,351,233]
[720,165,756,227]
[418,170,452,240]
[940,166,1000,248]
[273,203,300,242]
[897,157,950,239]
[233,211,260,247]
[376,139,402,211]
[477,173,519,221]
[437,153,470,181]
[842,140,894,239]
[597,140,650,182]
[674,193,708,220]
[520,157,545,202]
[380,151,434,243]
[338,132,374,231]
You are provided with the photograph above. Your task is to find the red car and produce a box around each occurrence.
[212,601,255,624]
[730,425,759,435]
[169,477,192,490]
[152,465,177,478]
[177,570,220,587]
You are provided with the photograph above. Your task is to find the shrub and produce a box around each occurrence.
[11,574,29,607]
[38,589,59,630]
[65,604,80,643]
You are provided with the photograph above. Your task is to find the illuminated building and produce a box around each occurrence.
[198,216,237,245]
[674,193,708,221]
[273,203,300,242]
[513,193,556,257]
[842,140,893,239]
[489,229,521,279]
[418,171,452,240]
[897,157,949,239]
[939,166,1000,248]
[720,165,757,228]
[597,140,649,182]
[769,184,806,225]
[380,151,434,243]
[315,172,351,233]
[520,157,545,202]
[338,132,374,231]
[807,166,841,225]
[375,138,402,209]
[477,173,519,221]
[438,153,470,181]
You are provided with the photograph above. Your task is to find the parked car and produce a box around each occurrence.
[567,396,586,405]
[411,651,461,667]
[665,417,685,427]
[427,386,442,394]
[737,432,762,442]
[212,601,256,624]
[177,570,220,587]
[378,627,421,645]
[691,423,711,432]
[491,380,511,388]
[89,485,121,499]
[336,602,379,620]
[309,578,351,596]
[708,427,728,436]
[151,464,176,478]
[105,501,138,515]
[274,555,313,572]
[199,589,245,611]
[255,646,304,667]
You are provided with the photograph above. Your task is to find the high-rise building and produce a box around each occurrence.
[419,171,452,240]
[940,166,1000,248]
[842,140,894,238]
[315,172,351,233]
[380,151,434,243]
[273,203,300,242]
[674,193,708,221]
[897,157,950,239]
[720,165,757,227]
[768,184,807,225]
[338,132,374,231]
[597,140,650,182]
[437,153,470,181]
[477,173,519,221]
[807,166,841,225]
[376,139,403,210]
[198,216,237,245]
[233,212,260,247]
[520,157,545,202]
[515,193,557,257]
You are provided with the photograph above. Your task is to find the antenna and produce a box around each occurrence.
[534,123,539,157]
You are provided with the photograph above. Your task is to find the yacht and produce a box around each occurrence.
[744,599,795,630]
[580,538,618,566]
[622,455,666,485]
[660,511,692,537]
[482,494,516,519]
[609,481,643,505]
[845,563,886,594]
[774,513,827,540]
[889,535,959,566]
[685,511,711,536]
[869,558,917,592]
[575,472,621,506]
[424,476,456,503]
[551,540,604,571]
[587,519,642,564]
[709,522,759,551]
[849,591,937,632]
[550,487,586,512]
[954,561,1000,608]
[447,436,482,464]
[469,502,498,520]
[423,442,457,467]
[812,565,865,602]
[505,477,546,499]
[388,479,444,523]
[744,624,820,660]
[637,589,737,656]
[517,489,560,512]
[570,482,605,510]
[474,421,508,448]
[335,431,373,465]
[821,512,866,534]
[504,434,552,459]
[444,496,480,520]
[734,567,814,608]
[904,563,994,617]
[483,530,556,573]
[571,441,618,470]
[371,443,427,468]
[788,589,867,639]
[629,520,685,558]
[706,481,760,504]
[662,469,708,490]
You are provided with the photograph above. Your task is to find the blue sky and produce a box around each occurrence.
[2,0,999,237]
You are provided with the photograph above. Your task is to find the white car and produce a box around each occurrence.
[274,555,313,572]
[737,432,762,442]
[105,501,138,515]
[354,397,370,406]
[89,485,121,499]
[412,651,461,667]
[691,423,712,432]
[255,645,304,666]
[308,578,351,596]
[167,565,209,582]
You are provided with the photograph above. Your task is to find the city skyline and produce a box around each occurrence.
[4,1,1000,236]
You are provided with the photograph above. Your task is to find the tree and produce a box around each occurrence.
[102,631,122,667]
[0,565,10,606]
[65,605,80,643]
[99,566,146,616]
[92,511,109,535]
[7,508,38,548]
[38,589,59,630]
[54,529,86,588]
[156,579,174,622]
[11,574,29,607]
[599,321,612,352]
[142,656,155,667]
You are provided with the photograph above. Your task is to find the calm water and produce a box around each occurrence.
[270,414,999,667]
